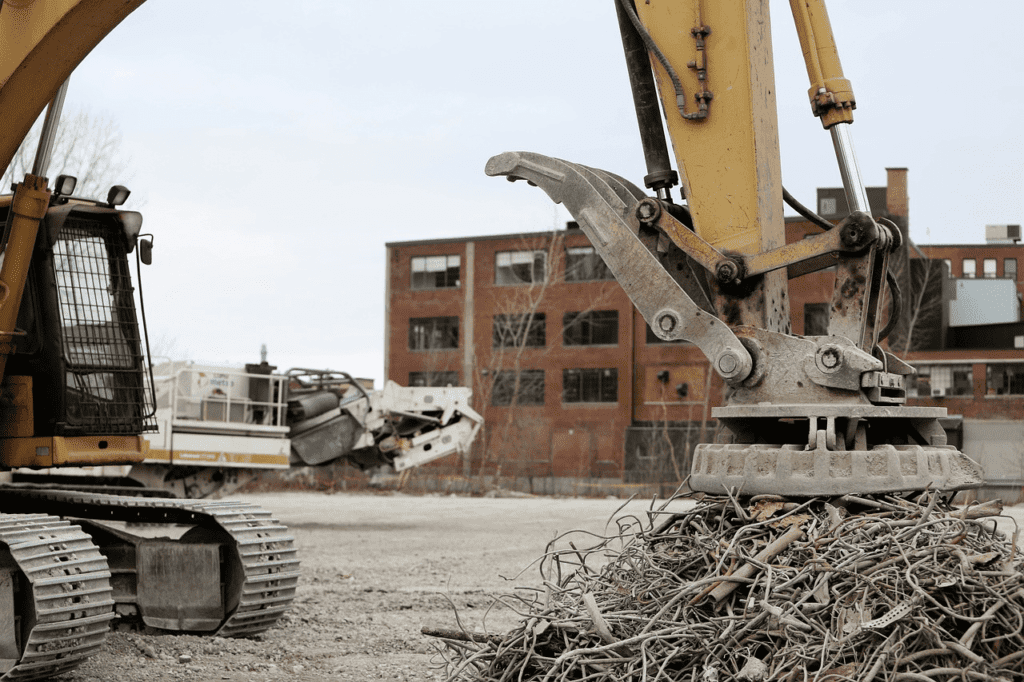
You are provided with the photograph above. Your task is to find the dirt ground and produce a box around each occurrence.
[58,491,1024,682]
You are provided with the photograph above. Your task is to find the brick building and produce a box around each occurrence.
[385,169,1024,496]
[385,225,716,492]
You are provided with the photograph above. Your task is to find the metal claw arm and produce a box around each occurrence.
[485,151,753,384]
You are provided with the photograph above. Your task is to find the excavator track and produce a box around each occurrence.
[0,488,299,638]
[0,514,114,681]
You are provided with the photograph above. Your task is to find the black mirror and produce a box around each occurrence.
[140,238,153,265]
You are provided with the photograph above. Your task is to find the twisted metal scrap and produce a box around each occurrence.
[428,492,1024,682]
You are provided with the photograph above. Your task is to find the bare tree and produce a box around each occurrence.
[472,230,624,485]
[2,107,132,200]
[474,231,561,482]
[883,245,946,356]
[899,257,946,355]
[148,332,191,364]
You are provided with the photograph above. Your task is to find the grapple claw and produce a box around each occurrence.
[486,151,753,384]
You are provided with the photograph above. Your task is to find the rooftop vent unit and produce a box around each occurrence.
[985,224,1021,244]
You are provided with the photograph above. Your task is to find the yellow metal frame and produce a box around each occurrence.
[0,3,149,474]
[0,435,147,468]
[635,0,789,332]
[637,0,785,257]
[0,176,50,383]
[789,0,855,128]
[0,0,147,174]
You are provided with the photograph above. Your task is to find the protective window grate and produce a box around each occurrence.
[54,217,156,434]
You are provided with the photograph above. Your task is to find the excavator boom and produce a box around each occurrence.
[0,0,147,175]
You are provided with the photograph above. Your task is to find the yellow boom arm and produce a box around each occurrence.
[0,0,146,175]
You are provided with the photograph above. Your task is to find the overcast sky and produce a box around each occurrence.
[55,0,1023,383]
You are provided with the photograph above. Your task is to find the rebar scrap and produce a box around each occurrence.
[427,493,1024,682]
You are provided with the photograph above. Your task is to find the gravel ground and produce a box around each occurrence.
[56,491,1024,682]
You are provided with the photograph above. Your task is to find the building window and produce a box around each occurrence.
[565,246,613,281]
[411,255,460,289]
[942,259,953,277]
[987,363,1024,396]
[495,250,546,285]
[803,302,830,336]
[563,310,619,346]
[409,371,459,387]
[908,365,973,398]
[409,317,458,350]
[493,313,545,348]
[962,258,976,278]
[983,258,997,279]
[563,368,618,403]
[819,197,837,216]
[491,370,545,406]
[1005,258,1017,280]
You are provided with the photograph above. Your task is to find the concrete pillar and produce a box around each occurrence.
[461,241,475,478]
[384,246,392,382]
[461,241,475,393]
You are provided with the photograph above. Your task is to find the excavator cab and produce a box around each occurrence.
[0,188,155,468]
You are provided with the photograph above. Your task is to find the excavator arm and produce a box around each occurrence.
[0,0,147,175]
[489,0,983,497]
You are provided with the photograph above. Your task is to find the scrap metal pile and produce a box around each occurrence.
[429,493,1024,682]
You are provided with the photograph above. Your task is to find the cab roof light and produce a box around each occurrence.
[54,174,77,197]
[107,184,130,206]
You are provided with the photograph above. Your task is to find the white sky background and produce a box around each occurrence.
[57,0,1022,384]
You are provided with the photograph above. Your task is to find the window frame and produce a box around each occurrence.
[983,258,997,279]
[564,245,614,282]
[495,250,547,286]
[409,370,459,387]
[909,364,973,398]
[562,367,618,404]
[803,302,830,336]
[962,258,976,278]
[411,254,461,290]
[986,363,1024,396]
[490,369,545,406]
[492,312,546,349]
[408,316,459,351]
[1005,258,1017,280]
[563,310,619,346]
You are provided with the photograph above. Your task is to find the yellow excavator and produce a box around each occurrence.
[0,3,298,679]
[488,0,982,498]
